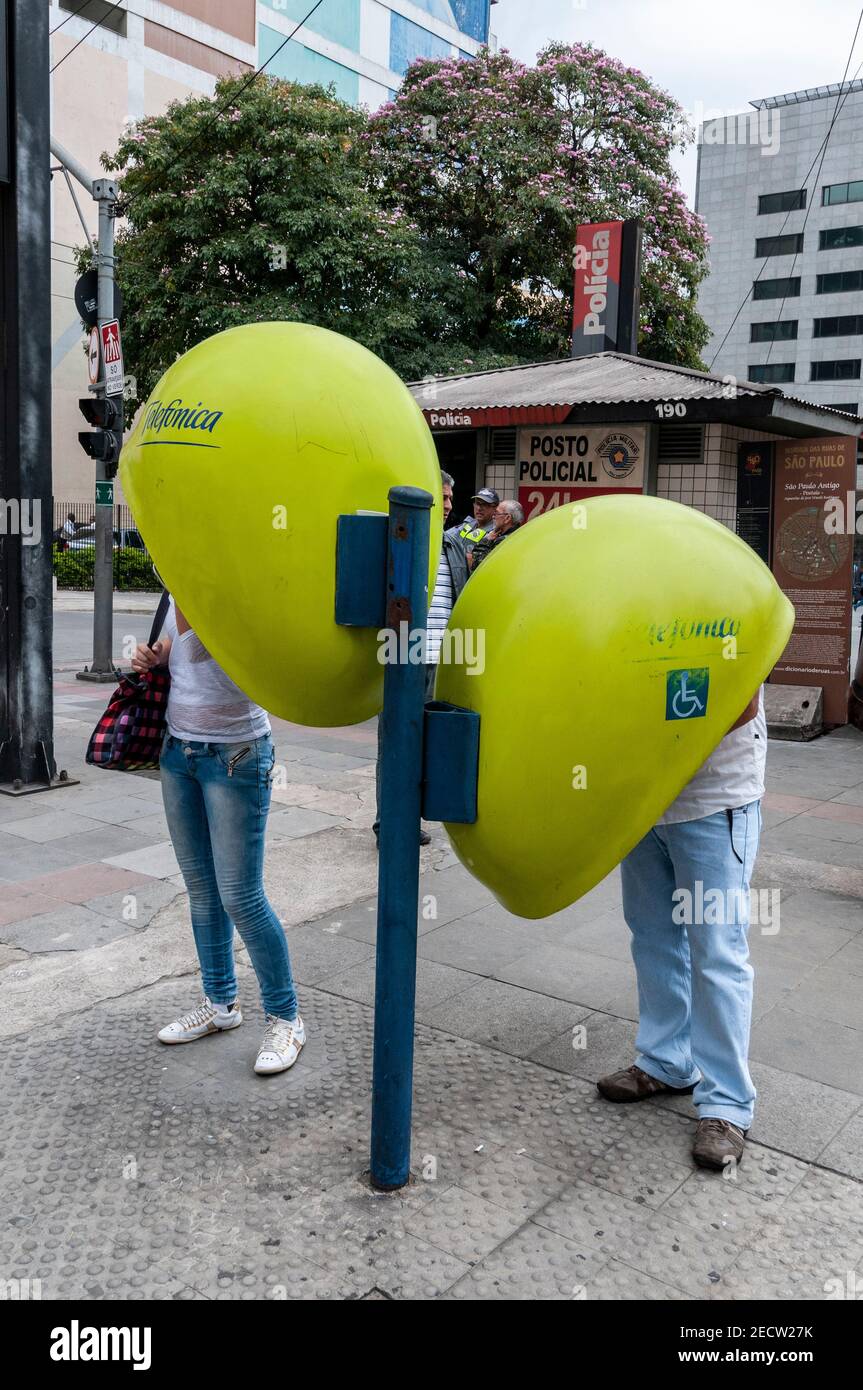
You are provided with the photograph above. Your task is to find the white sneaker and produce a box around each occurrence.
[158,996,242,1044]
[254,1015,305,1075]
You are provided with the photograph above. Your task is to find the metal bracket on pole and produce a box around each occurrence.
[421,703,480,824]
[334,497,480,1190]
[334,514,388,628]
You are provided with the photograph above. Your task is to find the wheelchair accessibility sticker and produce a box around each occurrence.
[666,668,709,721]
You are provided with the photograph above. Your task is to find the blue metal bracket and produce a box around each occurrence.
[334,513,388,628]
[422,702,480,824]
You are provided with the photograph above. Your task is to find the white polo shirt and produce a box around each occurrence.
[658,689,767,825]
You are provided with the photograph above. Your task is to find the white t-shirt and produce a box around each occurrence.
[161,597,270,743]
[658,688,767,825]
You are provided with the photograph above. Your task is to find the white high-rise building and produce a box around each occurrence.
[696,81,863,420]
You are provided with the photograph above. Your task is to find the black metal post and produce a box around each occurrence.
[0,0,61,793]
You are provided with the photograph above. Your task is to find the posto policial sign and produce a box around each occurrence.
[518,426,647,519]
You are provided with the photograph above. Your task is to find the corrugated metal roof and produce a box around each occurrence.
[408,352,859,420]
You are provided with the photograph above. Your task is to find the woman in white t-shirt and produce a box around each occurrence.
[131,595,303,1076]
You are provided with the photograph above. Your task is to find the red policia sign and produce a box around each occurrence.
[572,219,642,358]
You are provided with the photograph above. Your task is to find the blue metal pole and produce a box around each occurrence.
[370,485,433,1190]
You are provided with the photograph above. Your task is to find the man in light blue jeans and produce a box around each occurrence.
[598,689,766,1171]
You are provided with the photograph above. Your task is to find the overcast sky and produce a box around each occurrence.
[491,0,863,203]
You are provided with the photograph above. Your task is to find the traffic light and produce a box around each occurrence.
[78,395,123,477]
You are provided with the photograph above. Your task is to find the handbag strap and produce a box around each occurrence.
[147,589,170,651]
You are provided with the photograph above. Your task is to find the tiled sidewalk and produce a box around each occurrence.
[1,659,862,1298]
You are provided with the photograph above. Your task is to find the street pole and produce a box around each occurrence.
[0,0,66,794]
[83,178,120,682]
[50,140,121,684]
[370,485,432,1190]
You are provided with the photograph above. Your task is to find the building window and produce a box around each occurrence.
[810,359,862,381]
[258,24,359,104]
[58,0,127,36]
[819,225,863,250]
[755,233,804,257]
[758,189,806,214]
[816,269,863,294]
[822,179,863,206]
[748,363,795,384]
[751,320,798,342]
[390,14,452,76]
[831,403,860,415]
[813,315,863,337]
[409,1,490,43]
[753,277,801,300]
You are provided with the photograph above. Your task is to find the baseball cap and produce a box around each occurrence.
[472,488,500,505]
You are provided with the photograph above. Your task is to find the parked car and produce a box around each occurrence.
[62,526,146,553]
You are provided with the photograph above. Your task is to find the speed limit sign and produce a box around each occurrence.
[87,326,100,386]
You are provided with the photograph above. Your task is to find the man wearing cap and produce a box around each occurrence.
[450,488,499,545]
[468,500,524,574]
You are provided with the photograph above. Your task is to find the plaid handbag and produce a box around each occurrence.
[86,590,171,772]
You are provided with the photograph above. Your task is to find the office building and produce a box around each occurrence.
[696,81,863,420]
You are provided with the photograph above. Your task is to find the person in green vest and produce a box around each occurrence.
[449,488,499,544]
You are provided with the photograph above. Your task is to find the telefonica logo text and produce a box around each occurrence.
[648,616,740,649]
[50,1321,151,1371]
[143,397,223,434]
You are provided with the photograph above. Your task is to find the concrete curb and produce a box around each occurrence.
[54,591,162,614]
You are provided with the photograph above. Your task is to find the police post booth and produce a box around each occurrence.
[412,220,862,731]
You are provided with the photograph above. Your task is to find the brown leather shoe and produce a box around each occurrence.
[596,1064,696,1103]
[693,1118,747,1170]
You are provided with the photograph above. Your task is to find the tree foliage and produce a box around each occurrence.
[367,42,710,366]
[94,44,709,405]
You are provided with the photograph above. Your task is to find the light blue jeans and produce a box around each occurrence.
[620,802,761,1129]
[160,732,298,1020]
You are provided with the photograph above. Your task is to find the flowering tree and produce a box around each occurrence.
[367,42,710,368]
[95,47,709,401]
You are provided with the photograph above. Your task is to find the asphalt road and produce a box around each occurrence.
[52,609,158,669]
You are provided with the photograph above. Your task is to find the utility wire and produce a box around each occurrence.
[763,11,863,365]
[708,4,863,372]
[49,0,329,212]
[119,0,328,212]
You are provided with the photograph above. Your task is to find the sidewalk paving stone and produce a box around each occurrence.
[1,903,141,953]
[321,956,476,1013]
[2,664,863,1299]
[816,1109,863,1182]
[750,1007,863,1097]
[528,1010,638,1081]
[419,977,588,1058]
